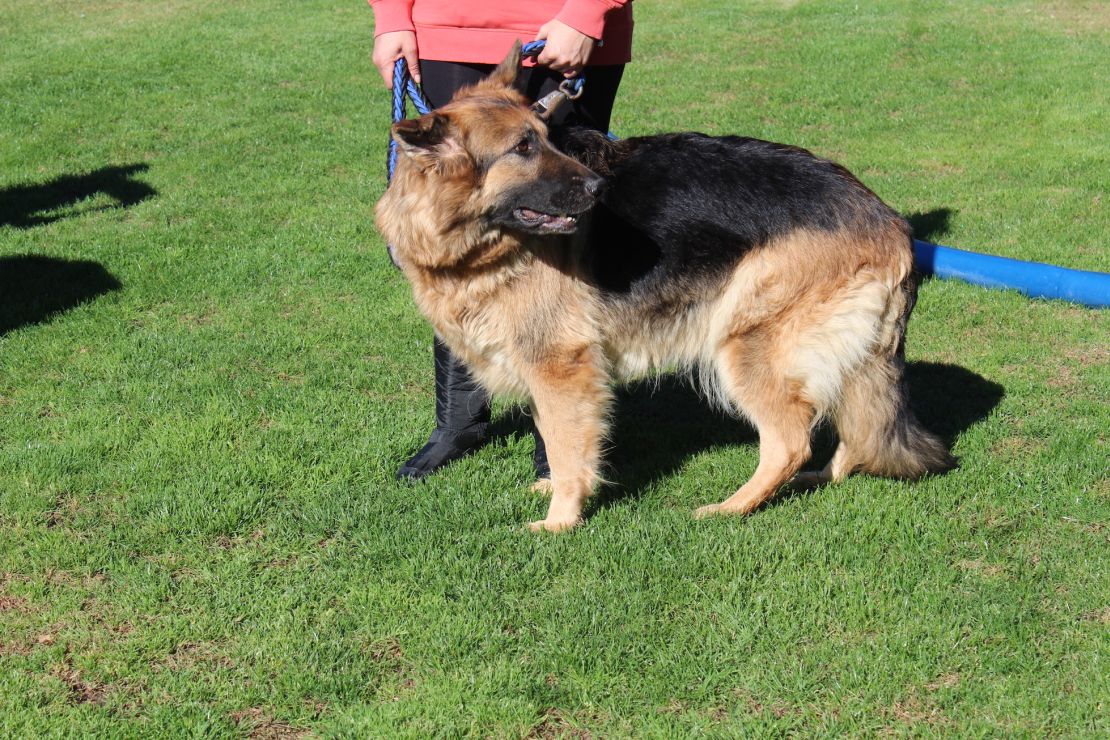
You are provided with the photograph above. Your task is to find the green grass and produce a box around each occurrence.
[1,0,1107,735]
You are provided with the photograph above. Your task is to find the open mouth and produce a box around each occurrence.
[512,207,579,234]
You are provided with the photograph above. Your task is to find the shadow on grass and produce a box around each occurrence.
[0,255,122,336]
[905,207,955,242]
[903,361,1004,448]
[494,362,1002,512]
[0,164,156,229]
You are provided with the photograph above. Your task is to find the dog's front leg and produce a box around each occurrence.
[525,347,610,532]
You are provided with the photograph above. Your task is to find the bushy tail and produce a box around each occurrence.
[833,251,955,478]
[833,356,956,479]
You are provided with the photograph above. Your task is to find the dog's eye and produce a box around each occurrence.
[513,138,532,155]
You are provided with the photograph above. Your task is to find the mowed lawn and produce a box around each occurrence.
[1,0,1107,735]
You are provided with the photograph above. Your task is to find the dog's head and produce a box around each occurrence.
[388,42,603,237]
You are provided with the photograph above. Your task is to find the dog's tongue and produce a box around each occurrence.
[520,208,575,229]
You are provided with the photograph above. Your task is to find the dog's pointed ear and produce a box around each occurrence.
[392,112,450,155]
[486,40,523,88]
[392,113,468,172]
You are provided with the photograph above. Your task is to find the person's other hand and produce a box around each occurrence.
[534,20,595,78]
[372,30,420,89]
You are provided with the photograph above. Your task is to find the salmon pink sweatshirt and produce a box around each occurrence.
[369,0,632,66]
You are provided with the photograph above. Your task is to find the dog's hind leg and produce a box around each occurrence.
[525,346,611,532]
[696,347,816,518]
[785,358,894,491]
[787,441,853,491]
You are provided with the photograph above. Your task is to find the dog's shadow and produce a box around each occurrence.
[599,377,758,508]
[493,362,1002,511]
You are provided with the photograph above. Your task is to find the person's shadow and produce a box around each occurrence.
[0,164,156,229]
[0,255,122,336]
[0,166,149,334]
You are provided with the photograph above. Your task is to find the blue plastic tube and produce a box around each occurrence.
[912,240,1110,308]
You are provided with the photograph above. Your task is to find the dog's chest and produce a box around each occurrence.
[410,276,533,398]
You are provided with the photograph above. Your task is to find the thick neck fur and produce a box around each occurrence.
[378,160,540,337]
[376,152,602,402]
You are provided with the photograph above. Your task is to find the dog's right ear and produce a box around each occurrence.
[392,113,450,154]
[392,113,467,172]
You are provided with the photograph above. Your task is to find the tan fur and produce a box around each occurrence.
[377,53,951,531]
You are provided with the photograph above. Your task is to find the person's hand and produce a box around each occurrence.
[372,30,420,89]
[534,19,596,78]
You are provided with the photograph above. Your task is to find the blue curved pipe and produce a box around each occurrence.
[913,240,1110,308]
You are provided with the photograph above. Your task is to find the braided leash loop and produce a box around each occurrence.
[387,58,433,181]
[522,40,585,98]
[386,40,583,182]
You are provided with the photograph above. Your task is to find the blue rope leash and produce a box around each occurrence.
[386,58,433,182]
[386,40,584,182]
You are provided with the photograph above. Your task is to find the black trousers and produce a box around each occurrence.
[418,60,624,131]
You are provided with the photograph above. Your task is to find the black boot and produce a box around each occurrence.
[532,425,550,481]
[397,338,491,481]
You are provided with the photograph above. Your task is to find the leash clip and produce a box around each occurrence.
[530,89,565,120]
[530,78,585,120]
[558,77,585,101]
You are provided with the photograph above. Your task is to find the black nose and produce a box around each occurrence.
[583,175,604,197]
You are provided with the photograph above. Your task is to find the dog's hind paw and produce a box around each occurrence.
[528,517,580,533]
[787,471,830,492]
[530,478,554,496]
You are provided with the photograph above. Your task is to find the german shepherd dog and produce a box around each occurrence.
[377,43,954,531]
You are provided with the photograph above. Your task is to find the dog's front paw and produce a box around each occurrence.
[694,502,752,519]
[530,478,554,496]
[694,503,723,519]
[528,517,580,533]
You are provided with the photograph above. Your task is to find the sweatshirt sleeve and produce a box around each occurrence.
[369,0,415,37]
[555,0,629,40]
